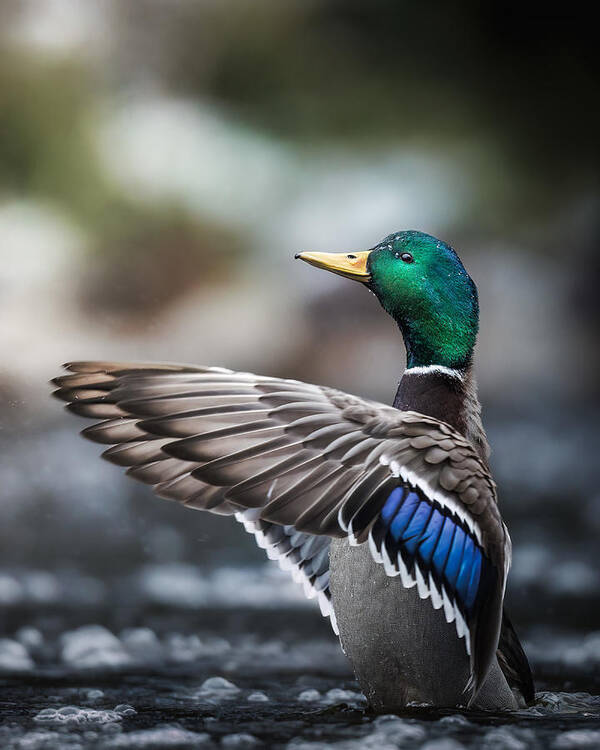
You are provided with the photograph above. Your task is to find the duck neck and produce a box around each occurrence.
[393,364,490,464]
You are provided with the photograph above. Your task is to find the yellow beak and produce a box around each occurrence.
[295,250,371,282]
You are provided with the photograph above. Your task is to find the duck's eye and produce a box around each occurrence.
[400,252,414,263]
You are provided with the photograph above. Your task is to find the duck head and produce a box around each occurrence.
[296,230,479,372]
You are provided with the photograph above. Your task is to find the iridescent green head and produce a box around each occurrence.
[297,230,479,371]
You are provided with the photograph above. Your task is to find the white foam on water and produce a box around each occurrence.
[298,689,321,702]
[34,705,123,725]
[114,704,137,717]
[164,633,231,664]
[0,574,23,605]
[194,676,240,701]
[60,625,131,669]
[436,715,473,728]
[287,715,428,749]
[420,741,466,750]
[7,618,344,676]
[517,692,600,717]
[481,726,535,750]
[86,689,105,702]
[550,561,600,596]
[322,688,366,707]
[552,730,600,749]
[246,692,269,703]
[0,638,34,672]
[524,631,600,671]
[221,733,261,748]
[15,626,43,650]
[139,563,307,609]
[2,729,84,750]
[103,725,213,747]
[119,628,163,660]
[372,716,427,744]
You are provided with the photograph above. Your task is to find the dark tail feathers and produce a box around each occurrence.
[497,608,535,704]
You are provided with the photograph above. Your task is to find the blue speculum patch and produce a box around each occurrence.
[375,485,485,616]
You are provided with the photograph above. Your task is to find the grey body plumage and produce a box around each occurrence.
[330,516,518,710]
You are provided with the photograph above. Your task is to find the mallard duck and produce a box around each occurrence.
[53,230,533,711]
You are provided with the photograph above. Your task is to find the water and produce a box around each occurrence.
[1,581,599,750]
[1,420,599,747]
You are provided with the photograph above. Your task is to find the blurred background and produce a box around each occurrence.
[1,1,599,742]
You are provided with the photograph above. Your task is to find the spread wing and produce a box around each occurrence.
[52,360,510,701]
[235,511,337,632]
